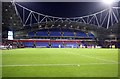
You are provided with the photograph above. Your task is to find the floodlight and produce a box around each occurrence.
[102,0,114,5]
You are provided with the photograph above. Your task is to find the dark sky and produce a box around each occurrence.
[17,2,118,18]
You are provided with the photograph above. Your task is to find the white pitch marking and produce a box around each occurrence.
[2,63,119,67]
[2,64,78,67]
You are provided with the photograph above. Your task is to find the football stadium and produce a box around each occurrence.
[1,0,120,78]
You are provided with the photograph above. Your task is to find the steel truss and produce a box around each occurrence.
[12,2,120,29]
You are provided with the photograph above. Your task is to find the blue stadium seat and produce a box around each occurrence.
[65,42,78,48]
[63,32,74,36]
[51,42,63,48]
[23,42,33,47]
[50,31,61,36]
[36,31,48,36]
[28,32,34,37]
[76,31,87,37]
[36,42,49,47]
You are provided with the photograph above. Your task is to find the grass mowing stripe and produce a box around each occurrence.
[2,48,118,77]
[68,51,118,63]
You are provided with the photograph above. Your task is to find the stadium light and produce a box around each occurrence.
[102,0,114,5]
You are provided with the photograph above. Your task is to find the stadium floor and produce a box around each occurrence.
[2,48,118,77]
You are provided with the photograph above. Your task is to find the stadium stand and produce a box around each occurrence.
[36,31,48,37]
[36,42,49,48]
[51,42,63,48]
[49,28,61,36]
[50,31,61,36]
[2,2,120,49]
[23,42,33,48]
[87,33,94,38]
[76,31,87,37]
[64,42,78,48]
[63,32,74,36]
[28,32,35,37]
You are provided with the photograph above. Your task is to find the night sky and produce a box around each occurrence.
[18,2,118,18]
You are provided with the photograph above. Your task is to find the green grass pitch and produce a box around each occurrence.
[2,48,118,77]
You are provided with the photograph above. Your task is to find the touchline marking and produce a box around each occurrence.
[2,63,119,67]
